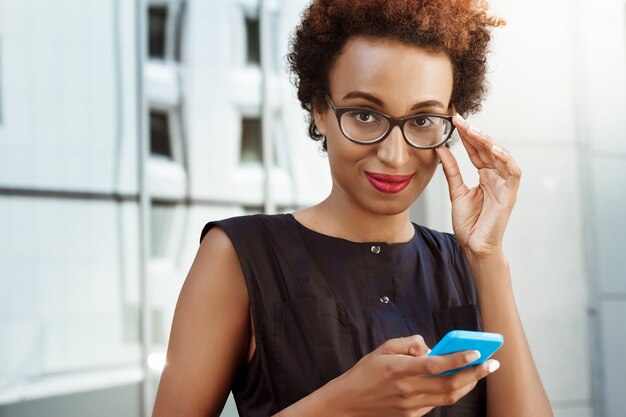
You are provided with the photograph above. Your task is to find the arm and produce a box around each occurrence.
[464,252,552,417]
[436,113,553,416]
[152,226,251,417]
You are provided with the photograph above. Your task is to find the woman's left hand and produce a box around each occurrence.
[436,113,522,257]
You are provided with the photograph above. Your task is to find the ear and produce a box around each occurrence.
[312,98,328,136]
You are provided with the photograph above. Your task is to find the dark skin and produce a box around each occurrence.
[151,36,552,417]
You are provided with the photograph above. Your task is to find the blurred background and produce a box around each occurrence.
[0,0,624,416]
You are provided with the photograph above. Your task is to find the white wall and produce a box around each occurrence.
[578,1,626,416]
[423,0,626,416]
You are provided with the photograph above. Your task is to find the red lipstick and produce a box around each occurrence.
[364,172,414,194]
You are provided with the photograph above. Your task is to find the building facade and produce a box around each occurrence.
[0,1,624,416]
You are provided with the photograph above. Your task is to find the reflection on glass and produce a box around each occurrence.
[149,6,168,59]
[150,202,177,258]
[150,110,173,159]
[245,16,260,65]
[240,117,263,163]
[174,2,186,61]
[0,36,4,125]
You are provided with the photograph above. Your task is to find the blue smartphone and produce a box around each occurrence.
[427,330,504,375]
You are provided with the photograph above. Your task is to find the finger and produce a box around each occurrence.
[453,114,497,167]
[423,381,477,407]
[388,354,498,396]
[490,145,522,187]
[436,145,468,201]
[492,149,508,178]
[378,334,430,357]
[432,358,500,389]
[416,406,435,416]
[458,131,487,169]
[394,349,481,378]
[419,359,501,403]
[462,128,519,183]
[462,128,497,168]
[461,130,495,168]
[422,350,482,375]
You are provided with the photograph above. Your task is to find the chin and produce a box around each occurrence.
[363,184,426,215]
[363,198,413,216]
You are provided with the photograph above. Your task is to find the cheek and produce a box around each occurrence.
[327,144,365,179]
[327,121,345,145]
[413,149,439,171]
[326,129,368,165]
[409,151,440,189]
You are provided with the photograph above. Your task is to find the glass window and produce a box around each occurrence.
[149,6,168,59]
[245,16,260,65]
[269,10,281,72]
[150,110,173,159]
[240,117,263,163]
[150,201,176,259]
[0,36,3,125]
[174,2,186,62]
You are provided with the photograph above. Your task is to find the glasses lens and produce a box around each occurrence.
[340,110,390,142]
[404,115,452,147]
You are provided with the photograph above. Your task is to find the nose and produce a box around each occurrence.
[376,125,410,168]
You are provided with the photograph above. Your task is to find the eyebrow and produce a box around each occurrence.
[342,91,446,111]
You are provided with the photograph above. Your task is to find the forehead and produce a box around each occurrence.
[328,36,454,109]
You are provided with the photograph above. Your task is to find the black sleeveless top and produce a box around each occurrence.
[200,213,486,417]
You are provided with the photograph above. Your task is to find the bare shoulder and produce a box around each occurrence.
[152,225,250,417]
[190,225,244,288]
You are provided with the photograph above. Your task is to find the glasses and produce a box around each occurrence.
[325,95,455,149]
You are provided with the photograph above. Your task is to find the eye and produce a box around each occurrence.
[348,111,380,124]
[408,116,436,128]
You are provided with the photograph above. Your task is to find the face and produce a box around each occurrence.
[314,36,455,216]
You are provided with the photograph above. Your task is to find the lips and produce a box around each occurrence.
[364,171,414,194]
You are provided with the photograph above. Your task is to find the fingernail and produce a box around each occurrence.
[491,145,503,154]
[469,125,481,134]
[488,360,501,373]
[466,350,481,362]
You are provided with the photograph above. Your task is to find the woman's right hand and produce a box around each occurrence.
[327,335,499,417]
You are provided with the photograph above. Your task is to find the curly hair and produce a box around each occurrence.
[287,0,505,150]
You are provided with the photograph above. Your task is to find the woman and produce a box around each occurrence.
[152,0,553,416]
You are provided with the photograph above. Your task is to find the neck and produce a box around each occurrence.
[311,188,415,243]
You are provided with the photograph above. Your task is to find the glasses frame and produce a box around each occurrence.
[325,94,456,149]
